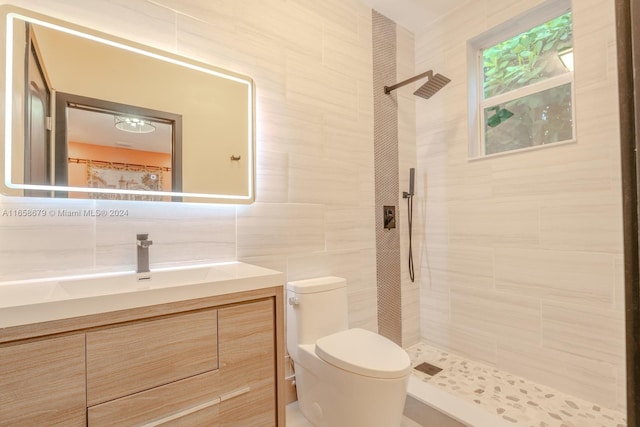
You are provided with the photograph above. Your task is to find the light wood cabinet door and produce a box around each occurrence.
[0,334,86,426]
[86,308,218,406]
[88,369,221,426]
[218,299,276,426]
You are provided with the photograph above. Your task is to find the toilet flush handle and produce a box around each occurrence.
[288,296,300,306]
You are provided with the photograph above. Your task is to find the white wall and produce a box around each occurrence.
[415,0,625,411]
[0,0,382,332]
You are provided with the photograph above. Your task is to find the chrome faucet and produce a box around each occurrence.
[136,233,153,273]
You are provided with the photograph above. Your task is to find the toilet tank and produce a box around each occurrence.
[286,276,348,355]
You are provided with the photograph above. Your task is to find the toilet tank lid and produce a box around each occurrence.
[286,276,346,293]
[315,328,411,379]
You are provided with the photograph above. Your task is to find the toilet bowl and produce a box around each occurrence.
[287,276,411,427]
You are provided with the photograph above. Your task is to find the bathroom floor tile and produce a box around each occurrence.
[286,402,314,426]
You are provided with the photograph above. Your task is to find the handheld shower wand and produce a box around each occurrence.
[403,168,416,282]
[403,168,415,199]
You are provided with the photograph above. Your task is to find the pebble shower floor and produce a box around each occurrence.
[406,342,627,427]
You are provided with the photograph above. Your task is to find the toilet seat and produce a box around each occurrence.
[315,328,411,379]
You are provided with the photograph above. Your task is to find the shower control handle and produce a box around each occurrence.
[383,205,396,230]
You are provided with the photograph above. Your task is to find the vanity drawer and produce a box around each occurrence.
[88,369,221,426]
[86,309,218,406]
[218,299,276,426]
[0,334,86,426]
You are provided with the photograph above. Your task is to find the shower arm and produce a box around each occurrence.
[384,70,433,94]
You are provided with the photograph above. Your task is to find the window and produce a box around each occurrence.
[469,2,574,157]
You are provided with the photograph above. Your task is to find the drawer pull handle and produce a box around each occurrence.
[141,397,221,427]
[138,386,250,426]
[220,386,251,402]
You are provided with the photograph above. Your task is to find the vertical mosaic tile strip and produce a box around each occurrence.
[372,10,402,345]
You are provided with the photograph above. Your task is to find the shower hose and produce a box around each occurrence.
[407,194,415,282]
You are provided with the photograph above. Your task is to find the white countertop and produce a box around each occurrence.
[0,262,284,329]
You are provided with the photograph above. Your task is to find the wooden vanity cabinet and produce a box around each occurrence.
[0,286,285,427]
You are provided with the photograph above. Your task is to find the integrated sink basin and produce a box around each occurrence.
[0,262,283,329]
[0,265,224,303]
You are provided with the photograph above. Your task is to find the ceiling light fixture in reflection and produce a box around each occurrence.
[114,116,156,133]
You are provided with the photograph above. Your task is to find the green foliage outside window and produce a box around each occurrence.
[483,12,573,98]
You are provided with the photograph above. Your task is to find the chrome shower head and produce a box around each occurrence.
[413,73,451,99]
[384,70,451,99]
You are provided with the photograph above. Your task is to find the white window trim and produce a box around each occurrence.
[481,73,572,108]
[467,0,573,158]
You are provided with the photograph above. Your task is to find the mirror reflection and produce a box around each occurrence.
[64,100,176,201]
[51,91,181,201]
[2,6,255,203]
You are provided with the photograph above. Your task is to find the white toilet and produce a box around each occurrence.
[287,276,411,427]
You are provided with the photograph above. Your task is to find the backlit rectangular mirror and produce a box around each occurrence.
[1,5,255,203]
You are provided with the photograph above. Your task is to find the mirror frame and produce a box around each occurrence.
[0,5,256,204]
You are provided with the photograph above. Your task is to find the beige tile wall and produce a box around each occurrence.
[0,0,395,334]
[414,0,625,412]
